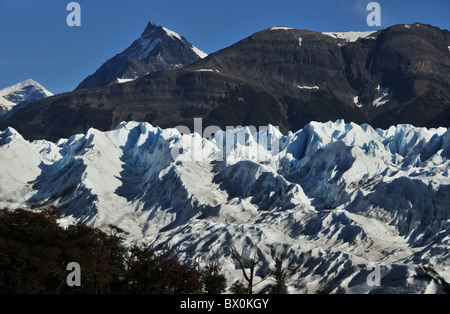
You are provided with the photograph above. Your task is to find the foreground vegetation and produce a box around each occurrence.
[0,207,227,294]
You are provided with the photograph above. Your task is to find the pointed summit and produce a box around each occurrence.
[75,22,207,90]
[140,21,165,39]
[143,21,157,33]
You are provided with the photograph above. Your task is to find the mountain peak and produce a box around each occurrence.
[75,22,207,90]
[140,21,164,38]
[0,79,53,97]
[143,21,157,32]
[0,79,53,120]
[142,21,183,40]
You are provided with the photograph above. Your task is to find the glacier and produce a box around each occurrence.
[0,120,449,293]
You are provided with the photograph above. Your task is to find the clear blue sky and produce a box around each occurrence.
[0,0,449,94]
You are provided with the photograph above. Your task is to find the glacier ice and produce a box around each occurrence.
[0,120,449,293]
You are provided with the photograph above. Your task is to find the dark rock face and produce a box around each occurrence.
[75,22,206,90]
[359,24,450,128]
[2,23,450,142]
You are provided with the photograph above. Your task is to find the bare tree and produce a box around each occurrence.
[227,244,261,294]
[268,254,295,294]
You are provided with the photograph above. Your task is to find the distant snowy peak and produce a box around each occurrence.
[0,79,53,102]
[0,79,52,117]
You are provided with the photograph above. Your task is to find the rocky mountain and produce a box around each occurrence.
[0,79,53,121]
[2,23,449,142]
[1,121,449,293]
[75,22,207,89]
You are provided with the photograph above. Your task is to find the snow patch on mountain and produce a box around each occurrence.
[270,27,294,31]
[322,31,378,42]
[1,120,449,293]
[353,96,361,107]
[0,97,16,114]
[298,85,319,90]
[162,27,183,41]
[191,45,208,59]
[116,78,136,84]
[162,26,207,59]
[373,85,391,107]
[196,69,218,72]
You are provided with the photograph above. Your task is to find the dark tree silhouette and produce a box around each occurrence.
[124,243,203,294]
[0,207,204,294]
[230,280,248,294]
[268,255,294,294]
[227,244,261,294]
[202,259,227,294]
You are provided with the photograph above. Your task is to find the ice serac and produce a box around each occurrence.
[0,120,449,293]
[75,22,207,89]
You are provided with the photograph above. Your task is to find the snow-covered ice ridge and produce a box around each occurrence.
[1,120,449,293]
